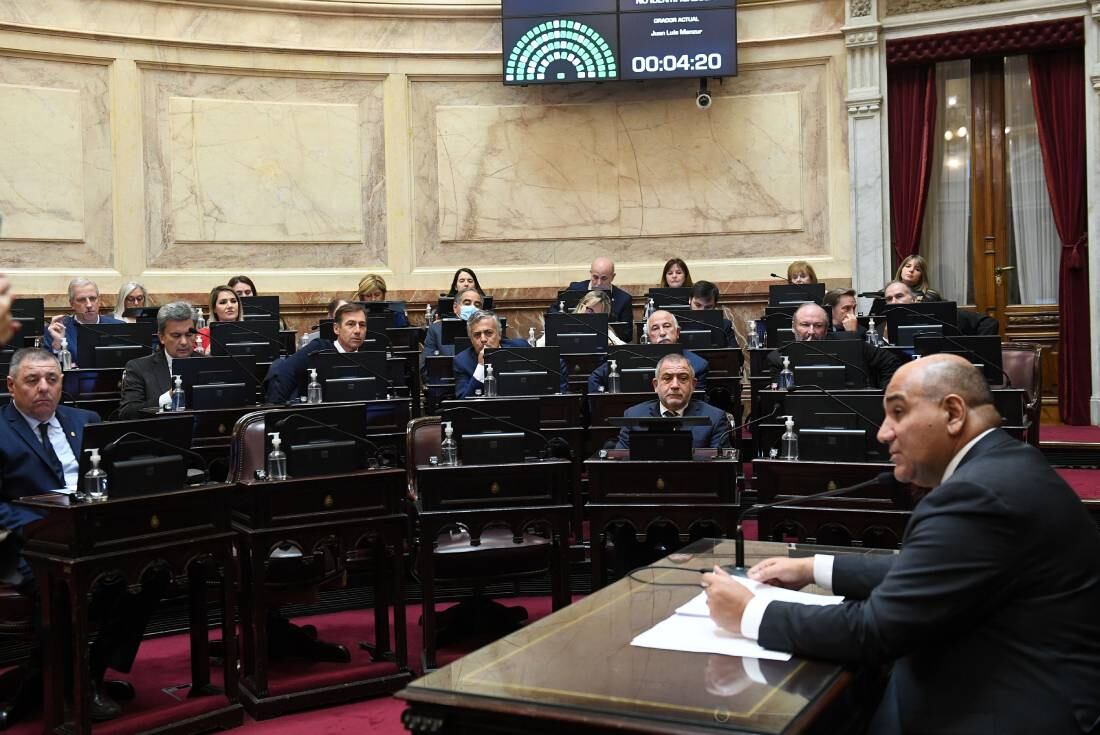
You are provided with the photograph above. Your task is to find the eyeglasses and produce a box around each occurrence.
[125,294,146,304]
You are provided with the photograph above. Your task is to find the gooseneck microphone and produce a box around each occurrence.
[770,273,787,281]
[102,430,210,483]
[734,471,901,570]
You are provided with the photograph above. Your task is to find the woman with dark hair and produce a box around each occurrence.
[228,275,258,298]
[660,259,693,288]
[195,285,241,352]
[446,268,483,297]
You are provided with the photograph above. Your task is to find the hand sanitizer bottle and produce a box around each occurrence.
[777,355,795,390]
[425,303,434,324]
[865,317,883,347]
[267,432,288,480]
[195,307,207,330]
[747,320,760,349]
[83,448,109,502]
[780,415,799,461]
[607,359,621,394]
[307,368,323,404]
[558,300,566,313]
[440,422,458,466]
[528,327,537,347]
[171,374,186,411]
[483,363,498,397]
[59,338,72,371]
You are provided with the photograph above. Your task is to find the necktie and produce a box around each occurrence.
[38,422,65,479]
[663,410,676,418]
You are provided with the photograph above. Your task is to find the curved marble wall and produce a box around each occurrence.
[0,0,851,331]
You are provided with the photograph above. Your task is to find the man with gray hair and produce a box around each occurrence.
[587,309,710,393]
[615,353,728,449]
[44,277,126,367]
[453,309,533,399]
[118,301,197,419]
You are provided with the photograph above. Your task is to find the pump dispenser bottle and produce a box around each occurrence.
[267,432,288,480]
[780,415,799,460]
[440,422,458,466]
[777,355,795,390]
[607,359,621,394]
[307,368,323,404]
[83,448,108,502]
[171,375,186,411]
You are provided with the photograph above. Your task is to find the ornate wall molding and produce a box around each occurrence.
[886,16,1084,65]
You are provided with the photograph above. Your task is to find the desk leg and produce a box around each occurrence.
[237,541,256,685]
[419,543,437,672]
[247,543,269,698]
[371,537,391,661]
[553,528,570,611]
[220,549,239,702]
[187,560,211,695]
[38,567,65,734]
[392,537,408,672]
[68,577,91,735]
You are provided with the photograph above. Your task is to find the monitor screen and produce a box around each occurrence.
[780,339,869,388]
[266,403,369,478]
[607,344,682,371]
[241,295,280,321]
[882,301,959,341]
[914,334,1004,384]
[172,355,259,408]
[440,397,542,462]
[79,415,196,494]
[5,298,44,349]
[75,323,153,368]
[757,389,887,461]
[545,312,608,353]
[646,288,693,309]
[308,350,391,399]
[768,283,826,307]
[209,320,280,362]
[484,346,563,394]
[673,309,726,348]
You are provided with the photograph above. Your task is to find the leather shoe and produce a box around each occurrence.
[89,681,121,722]
[105,680,135,702]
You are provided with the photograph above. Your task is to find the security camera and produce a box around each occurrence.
[696,78,712,110]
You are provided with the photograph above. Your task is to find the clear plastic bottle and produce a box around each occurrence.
[58,338,72,371]
[195,307,207,330]
[171,374,186,411]
[527,327,537,347]
[643,297,655,321]
[483,363,498,397]
[83,448,109,502]
[425,303,434,324]
[746,319,760,349]
[307,368,323,404]
[780,415,799,461]
[558,300,566,312]
[440,421,458,466]
[607,359,621,394]
[865,317,883,347]
[267,432,288,480]
[777,355,795,390]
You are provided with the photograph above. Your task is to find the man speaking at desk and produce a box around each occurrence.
[703,355,1100,734]
[615,353,727,450]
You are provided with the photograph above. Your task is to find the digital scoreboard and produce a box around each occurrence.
[502,0,737,86]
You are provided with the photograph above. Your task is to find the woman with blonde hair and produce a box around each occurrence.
[537,290,625,346]
[786,261,818,285]
[355,273,409,326]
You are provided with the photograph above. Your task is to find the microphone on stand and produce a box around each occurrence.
[733,471,902,570]
[769,273,788,281]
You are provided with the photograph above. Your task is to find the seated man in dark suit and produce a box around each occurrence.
[551,256,634,324]
[264,302,368,404]
[615,353,728,449]
[1,348,165,722]
[43,277,125,367]
[453,310,533,399]
[588,310,710,392]
[118,302,197,419]
[704,355,1100,735]
[823,287,866,338]
[884,280,1000,335]
[422,287,482,361]
[688,280,740,348]
[765,303,899,389]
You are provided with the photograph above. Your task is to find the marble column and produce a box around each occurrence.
[845,0,891,310]
[1087,4,1100,425]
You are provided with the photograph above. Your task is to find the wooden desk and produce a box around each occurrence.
[398,537,873,735]
[16,484,241,735]
[585,449,740,589]
[232,468,412,718]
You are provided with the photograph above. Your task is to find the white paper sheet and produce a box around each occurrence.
[630,611,793,661]
[675,579,843,618]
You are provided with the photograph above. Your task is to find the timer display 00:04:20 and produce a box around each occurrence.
[629,53,724,74]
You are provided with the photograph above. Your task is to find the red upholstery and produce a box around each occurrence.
[1002,343,1042,446]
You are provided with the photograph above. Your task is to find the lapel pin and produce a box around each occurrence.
[70,431,76,438]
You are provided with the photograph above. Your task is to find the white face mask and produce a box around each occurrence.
[458,304,479,321]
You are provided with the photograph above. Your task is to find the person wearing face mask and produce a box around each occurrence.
[423,288,482,362]
[587,310,709,393]
[765,303,899,389]
[264,302,369,404]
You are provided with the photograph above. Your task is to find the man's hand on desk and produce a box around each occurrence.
[747,556,815,590]
[702,566,754,635]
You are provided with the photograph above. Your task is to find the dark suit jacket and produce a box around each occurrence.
[555,281,634,324]
[957,309,999,336]
[588,349,710,393]
[263,338,331,404]
[43,314,126,366]
[615,398,729,449]
[758,430,1100,734]
[118,350,173,419]
[453,338,534,399]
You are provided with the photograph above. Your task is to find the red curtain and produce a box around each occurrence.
[887,64,937,264]
[1029,49,1090,424]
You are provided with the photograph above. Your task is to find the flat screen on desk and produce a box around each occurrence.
[545,312,608,353]
[646,288,692,308]
[355,301,407,321]
[759,389,887,460]
[768,283,825,307]
[241,296,280,321]
[266,403,369,478]
[75,322,152,368]
[780,340,869,388]
[882,301,959,340]
[915,334,1004,384]
[4,298,44,349]
[209,320,280,361]
[308,350,390,397]
[172,355,258,406]
[674,309,726,348]
[79,415,194,479]
[485,346,562,395]
[441,397,542,461]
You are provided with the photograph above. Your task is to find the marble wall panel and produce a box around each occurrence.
[0,55,113,269]
[169,97,364,243]
[435,92,802,242]
[413,65,831,272]
[142,68,386,270]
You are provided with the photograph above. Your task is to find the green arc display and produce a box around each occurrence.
[505,19,617,83]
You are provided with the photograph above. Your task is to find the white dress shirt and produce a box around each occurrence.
[739,428,997,640]
[16,408,78,493]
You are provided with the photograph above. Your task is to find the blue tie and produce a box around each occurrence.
[38,422,64,479]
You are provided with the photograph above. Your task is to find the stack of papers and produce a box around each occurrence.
[630,575,843,661]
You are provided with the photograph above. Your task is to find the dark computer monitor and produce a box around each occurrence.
[545,313,608,353]
[768,283,826,307]
[266,404,369,478]
[441,397,542,464]
[79,415,196,497]
[485,346,562,396]
[437,295,494,317]
[781,340,870,388]
[4,298,44,349]
[800,428,868,462]
[172,355,258,409]
[209,320,280,362]
[355,300,407,326]
[646,288,693,309]
[883,301,959,346]
[608,415,707,460]
[608,344,683,392]
[75,323,152,368]
[914,335,1004,384]
[895,323,942,348]
[674,310,727,348]
[122,307,160,321]
[308,350,389,402]
[759,389,887,460]
[241,295,280,322]
[763,312,796,348]
[440,319,467,347]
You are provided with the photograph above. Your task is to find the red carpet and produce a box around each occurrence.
[1042,424,1100,444]
[1057,469,1100,500]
